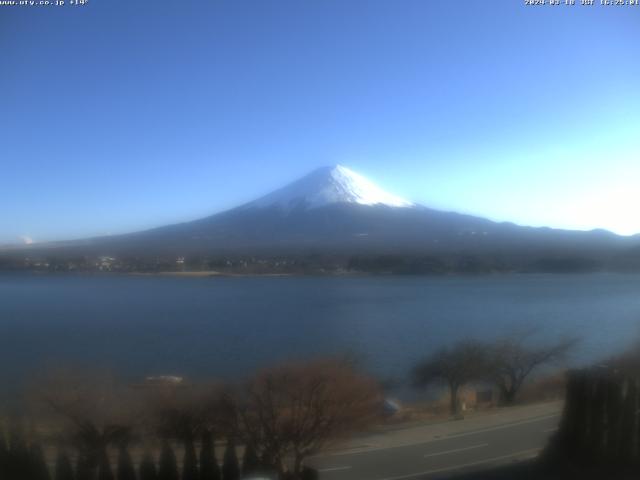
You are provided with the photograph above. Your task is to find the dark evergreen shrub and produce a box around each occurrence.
[182,437,199,480]
[54,450,75,480]
[199,431,220,480]
[7,425,30,479]
[116,445,136,480]
[259,451,275,471]
[98,449,114,480]
[241,444,260,476]
[157,441,179,480]
[620,379,638,463]
[30,442,52,480]
[0,427,8,479]
[139,452,157,480]
[75,453,95,480]
[221,440,239,480]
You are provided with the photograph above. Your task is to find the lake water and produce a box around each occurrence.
[1,273,640,395]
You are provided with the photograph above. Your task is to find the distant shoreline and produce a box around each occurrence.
[1,269,630,279]
[128,270,298,278]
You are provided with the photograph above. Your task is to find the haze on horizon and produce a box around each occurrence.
[2,1,639,244]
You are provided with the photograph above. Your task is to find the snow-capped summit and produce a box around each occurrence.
[246,165,414,211]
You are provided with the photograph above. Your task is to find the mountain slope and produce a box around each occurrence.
[3,165,639,272]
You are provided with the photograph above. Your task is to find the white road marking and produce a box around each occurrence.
[321,412,559,457]
[442,413,560,441]
[424,443,488,458]
[376,448,541,480]
[318,466,352,473]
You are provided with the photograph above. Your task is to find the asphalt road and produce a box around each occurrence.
[309,404,561,480]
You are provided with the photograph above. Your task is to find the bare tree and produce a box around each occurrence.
[34,370,137,477]
[144,383,224,442]
[231,358,381,479]
[488,331,576,404]
[413,340,490,415]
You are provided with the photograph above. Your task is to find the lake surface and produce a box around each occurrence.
[1,273,640,395]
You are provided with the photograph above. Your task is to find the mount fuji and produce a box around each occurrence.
[5,165,638,273]
[245,165,414,211]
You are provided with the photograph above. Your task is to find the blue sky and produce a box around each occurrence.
[1,0,639,243]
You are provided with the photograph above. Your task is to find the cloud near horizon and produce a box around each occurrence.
[19,235,34,245]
